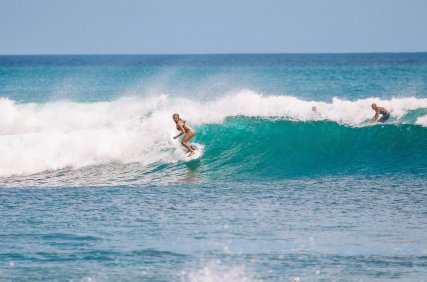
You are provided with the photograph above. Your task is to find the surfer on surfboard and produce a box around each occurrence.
[172,113,196,156]
[371,103,391,124]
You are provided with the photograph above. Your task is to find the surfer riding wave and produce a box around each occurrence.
[173,113,196,156]
[371,103,391,123]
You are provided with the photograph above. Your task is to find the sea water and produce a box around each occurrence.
[0,54,426,281]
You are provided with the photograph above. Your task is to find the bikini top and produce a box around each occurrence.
[177,122,193,132]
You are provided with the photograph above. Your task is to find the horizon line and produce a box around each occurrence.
[1,51,427,56]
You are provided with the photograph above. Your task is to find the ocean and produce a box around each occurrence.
[0,53,426,281]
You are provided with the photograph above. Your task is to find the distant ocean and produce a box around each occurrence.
[1,54,426,281]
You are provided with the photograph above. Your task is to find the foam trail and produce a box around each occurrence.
[0,92,426,177]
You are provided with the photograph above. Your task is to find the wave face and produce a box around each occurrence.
[199,118,427,179]
[0,93,426,185]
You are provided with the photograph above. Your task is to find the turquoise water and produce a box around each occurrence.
[0,54,427,281]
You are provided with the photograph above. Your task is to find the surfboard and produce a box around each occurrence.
[183,143,204,162]
[184,150,202,162]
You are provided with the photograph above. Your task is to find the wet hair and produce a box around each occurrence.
[371,103,377,108]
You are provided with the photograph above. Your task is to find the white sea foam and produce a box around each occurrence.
[0,92,426,177]
[416,115,427,127]
[181,261,261,282]
[0,96,182,176]
[190,91,427,125]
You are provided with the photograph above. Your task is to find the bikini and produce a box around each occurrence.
[177,122,193,133]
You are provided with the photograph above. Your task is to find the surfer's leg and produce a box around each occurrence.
[182,131,195,155]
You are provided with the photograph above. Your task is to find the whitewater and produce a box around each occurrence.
[1,54,427,281]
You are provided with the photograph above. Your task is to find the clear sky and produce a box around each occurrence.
[1,0,426,54]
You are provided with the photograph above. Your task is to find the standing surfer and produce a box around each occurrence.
[173,113,196,156]
[371,103,391,123]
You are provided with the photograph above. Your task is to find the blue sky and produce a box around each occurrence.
[1,0,426,54]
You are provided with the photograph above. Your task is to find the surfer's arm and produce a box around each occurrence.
[173,124,186,139]
[371,111,379,123]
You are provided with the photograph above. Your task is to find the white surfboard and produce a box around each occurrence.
[183,143,204,162]
[184,150,202,162]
